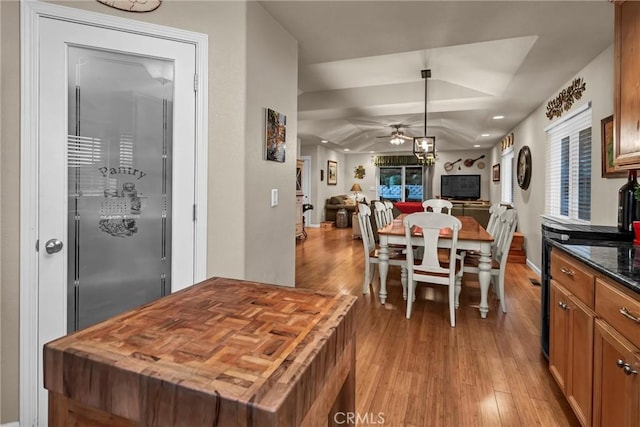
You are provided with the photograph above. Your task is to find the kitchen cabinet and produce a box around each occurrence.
[593,319,640,427]
[550,247,640,427]
[614,1,640,168]
[550,249,595,426]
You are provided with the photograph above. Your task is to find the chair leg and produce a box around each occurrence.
[455,274,462,309]
[449,281,456,327]
[362,262,370,294]
[406,278,414,319]
[401,267,408,301]
[498,271,506,313]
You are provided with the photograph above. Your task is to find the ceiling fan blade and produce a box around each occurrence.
[400,134,414,140]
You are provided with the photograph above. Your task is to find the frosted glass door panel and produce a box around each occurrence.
[67,46,173,331]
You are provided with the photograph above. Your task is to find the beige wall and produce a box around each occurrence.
[0,0,3,419]
[492,44,617,271]
[244,2,298,285]
[1,0,298,422]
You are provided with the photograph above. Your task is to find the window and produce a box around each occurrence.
[545,103,592,222]
[501,146,514,204]
[378,166,423,201]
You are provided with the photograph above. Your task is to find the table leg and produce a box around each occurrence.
[378,236,389,304]
[477,242,492,318]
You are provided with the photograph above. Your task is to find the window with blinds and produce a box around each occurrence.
[545,102,592,222]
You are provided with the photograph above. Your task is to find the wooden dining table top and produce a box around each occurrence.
[378,214,494,242]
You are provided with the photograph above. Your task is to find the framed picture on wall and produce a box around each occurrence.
[601,115,626,178]
[492,163,500,182]
[327,160,337,185]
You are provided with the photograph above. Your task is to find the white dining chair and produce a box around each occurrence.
[486,203,507,236]
[462,208,518,313]
[383,200,395,223]
[358,203,408,297]
[422,199,453,214]
[403,212,462,326]
[373,201,390,228]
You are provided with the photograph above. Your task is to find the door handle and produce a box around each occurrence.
[45,239,63,254]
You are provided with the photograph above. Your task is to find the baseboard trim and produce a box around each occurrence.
[2,422,20,427]
[526,259,541,277]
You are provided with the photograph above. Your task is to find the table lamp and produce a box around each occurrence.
[350,183,363,210]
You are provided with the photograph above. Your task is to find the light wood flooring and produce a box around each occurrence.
[295,227,579,427]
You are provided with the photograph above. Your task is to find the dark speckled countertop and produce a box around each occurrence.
[551,240,640,294]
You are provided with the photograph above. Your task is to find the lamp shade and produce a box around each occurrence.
[350,183,363,192]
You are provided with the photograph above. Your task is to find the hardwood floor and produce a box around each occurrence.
[295,227,580,427]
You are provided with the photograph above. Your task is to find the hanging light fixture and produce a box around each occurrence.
[414,69,436,161]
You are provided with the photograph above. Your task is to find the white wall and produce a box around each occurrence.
[501,44,617,270]
[245,2,298,285]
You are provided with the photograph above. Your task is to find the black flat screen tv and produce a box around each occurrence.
[441,174,481,201]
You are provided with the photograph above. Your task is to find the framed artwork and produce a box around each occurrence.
[265,108,286,162]
[601,115,626,178]
[327,160,337,185]
[492,163,500,182]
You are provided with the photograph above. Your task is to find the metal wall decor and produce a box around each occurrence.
[546,77,586,120]
[354,165,366,179]
[97,0,161,12]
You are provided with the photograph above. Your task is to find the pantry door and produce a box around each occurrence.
[21,3,208,425]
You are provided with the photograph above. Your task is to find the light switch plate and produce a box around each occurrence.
[271,189,278,207]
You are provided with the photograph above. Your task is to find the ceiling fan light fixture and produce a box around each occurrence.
[414,69,436,161]
[390,135,405,145]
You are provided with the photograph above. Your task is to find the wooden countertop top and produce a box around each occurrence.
[44,277,357,426]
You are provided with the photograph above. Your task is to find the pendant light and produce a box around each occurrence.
[413,69,436,161]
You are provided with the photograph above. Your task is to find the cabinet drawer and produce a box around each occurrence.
[596,278,640,349]
[551,250,595,309]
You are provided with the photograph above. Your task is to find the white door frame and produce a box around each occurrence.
[20,2,208,425]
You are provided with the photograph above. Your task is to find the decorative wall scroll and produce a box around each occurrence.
[501,133,514,151]
[97,0,161,12]
[265,108,286,162]
[546,77,586,120]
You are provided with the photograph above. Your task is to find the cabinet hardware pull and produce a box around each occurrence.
[623,365,638,376]
[560,267,574,276]
[617,359,626,368]
[558,301,569,310]
[619,307,640,323]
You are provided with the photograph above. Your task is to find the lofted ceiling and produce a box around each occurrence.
[259,1,614,154]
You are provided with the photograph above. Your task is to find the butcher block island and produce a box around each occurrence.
[43,277,357,427]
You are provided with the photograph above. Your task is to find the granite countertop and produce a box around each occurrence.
[551,239,640,294]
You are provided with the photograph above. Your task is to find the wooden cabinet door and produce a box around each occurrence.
[567,295,595,427]
[615,1,640,168]
[593,319,640,427]
[550,280,571,392]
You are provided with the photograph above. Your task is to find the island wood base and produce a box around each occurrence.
[45,277,357,426]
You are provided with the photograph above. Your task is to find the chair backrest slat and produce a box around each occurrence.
[404,212,461,276]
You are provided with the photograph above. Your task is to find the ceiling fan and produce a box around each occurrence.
[376,124,414,145]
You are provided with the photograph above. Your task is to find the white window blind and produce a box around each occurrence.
[545,103,592,222]
[501,146,514,204]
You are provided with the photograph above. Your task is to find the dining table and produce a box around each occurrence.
[376,214,495,318]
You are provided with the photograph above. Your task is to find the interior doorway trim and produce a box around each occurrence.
[19,1,208,425]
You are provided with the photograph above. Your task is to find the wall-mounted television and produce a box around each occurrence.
[441,174,481,201]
